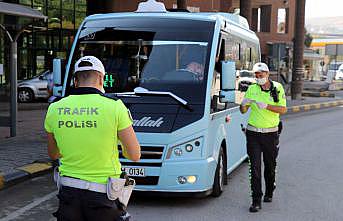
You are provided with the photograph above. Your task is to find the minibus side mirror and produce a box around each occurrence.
[52,58,64,97]
[220,61,236,103]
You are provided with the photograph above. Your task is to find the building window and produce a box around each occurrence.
[260,5,271,32]
[277,8,287,34]
[251,8,258,32]
[252,6,271,33]
[172,4,200,12]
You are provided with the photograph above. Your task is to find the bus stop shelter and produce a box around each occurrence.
[0,2,47,137]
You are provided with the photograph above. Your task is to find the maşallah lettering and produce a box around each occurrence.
[133,117,164,127]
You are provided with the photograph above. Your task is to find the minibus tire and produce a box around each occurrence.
[212,147,225,197]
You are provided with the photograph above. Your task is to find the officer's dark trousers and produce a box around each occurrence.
[246,130,279,201]
[54,186,125,221]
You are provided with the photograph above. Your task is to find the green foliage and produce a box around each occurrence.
[304,28,313,48]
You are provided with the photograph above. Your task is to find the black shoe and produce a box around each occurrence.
[249,201,261,213]
[263,196,273,202]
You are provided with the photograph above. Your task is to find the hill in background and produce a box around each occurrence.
[306,17,343,35]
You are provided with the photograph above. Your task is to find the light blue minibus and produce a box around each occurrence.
[52,0,260,197]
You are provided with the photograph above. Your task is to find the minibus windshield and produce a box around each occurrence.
[68,17,214,104]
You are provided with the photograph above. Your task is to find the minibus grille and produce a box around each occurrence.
[132,176,159,185]
[118,145,164,160]
[121,162,162,167]
[119,145,164,185]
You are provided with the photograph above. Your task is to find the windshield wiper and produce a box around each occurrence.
[115,87,193,111]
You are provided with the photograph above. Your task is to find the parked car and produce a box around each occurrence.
[18,70,52,102]
[334,64,343,80]
[238,70,255,91]
[327,62,343,82]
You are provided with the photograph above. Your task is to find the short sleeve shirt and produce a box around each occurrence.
[244,81,286,128]
[44,88,132,184]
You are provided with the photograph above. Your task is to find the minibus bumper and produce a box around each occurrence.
[133,157,217,195]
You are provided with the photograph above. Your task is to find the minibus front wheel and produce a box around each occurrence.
[212,147,226,197]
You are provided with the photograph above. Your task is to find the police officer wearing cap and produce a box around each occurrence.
[240,62,287,213]
[45,56,141,220]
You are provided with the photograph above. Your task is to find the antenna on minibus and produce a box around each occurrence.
[136,0,167,13]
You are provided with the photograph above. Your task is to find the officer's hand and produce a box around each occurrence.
[241,98,253,106]
[256,102,268,109]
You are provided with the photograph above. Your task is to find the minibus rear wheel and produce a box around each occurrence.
[212,147,226,197]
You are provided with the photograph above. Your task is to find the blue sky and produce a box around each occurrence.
[306,0,343,18]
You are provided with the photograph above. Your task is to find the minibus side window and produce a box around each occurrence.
[210,38,226,113]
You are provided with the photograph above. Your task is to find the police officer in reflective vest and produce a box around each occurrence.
[45,56,141,220]
[240,62,287,213]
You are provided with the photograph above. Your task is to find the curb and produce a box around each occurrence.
[0,161,53,191]
[287,100,343,114]
[329,81,343,91]
[302,91,335,98]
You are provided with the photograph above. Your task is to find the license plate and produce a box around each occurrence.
[122,167,145,177]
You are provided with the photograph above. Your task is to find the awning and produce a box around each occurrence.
[0,2,47,21]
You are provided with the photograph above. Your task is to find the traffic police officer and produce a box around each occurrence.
[45,56,141,220]
[240,62,287,213]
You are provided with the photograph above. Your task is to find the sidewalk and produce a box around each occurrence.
[0,103,51,190]
[1,95,343,190]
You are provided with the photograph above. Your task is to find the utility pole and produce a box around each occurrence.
[177,0,187,10]
[291,0,306,100]
[240,0,252,28]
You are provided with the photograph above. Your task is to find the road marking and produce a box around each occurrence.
[323,102,331,107]
[314,103,321,109]
[292,106,300,112]
[303,105,311,111]
[0,190,57,221]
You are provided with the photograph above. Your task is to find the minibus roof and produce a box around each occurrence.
[84,12,253,33]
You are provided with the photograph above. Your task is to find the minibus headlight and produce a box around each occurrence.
[187,175,197,184]
[177,176,187,184]
[185,144,193,152]
[166,137,203,159]
[177,176,197,184]
[174,148,183,156]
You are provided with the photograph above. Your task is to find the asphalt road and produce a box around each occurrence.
[0,106,343,221]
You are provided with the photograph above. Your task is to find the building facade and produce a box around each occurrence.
[0,0,87,83]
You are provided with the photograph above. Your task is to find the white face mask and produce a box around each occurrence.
[256,77,268,85]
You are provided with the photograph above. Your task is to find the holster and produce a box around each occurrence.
[278,121,283,134]
[106,177,135,207]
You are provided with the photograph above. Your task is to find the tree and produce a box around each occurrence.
[304,29,313,48]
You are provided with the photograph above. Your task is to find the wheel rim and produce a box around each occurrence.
[19,90,31,102]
